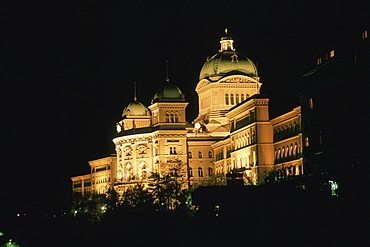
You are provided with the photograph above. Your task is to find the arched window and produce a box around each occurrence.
[189,167,193,177]
[305,137,310,147]
[225,94,229,105]
[285,146,289,159]
[284,126,288,138]
[198,167,203,177]
[165,113,170,123]
[170,147,173,154]
[198,151,203,158]
[274,150,278,164]
[175,112,179,122]
[125,163,132,180]
[139,162,147,180]
[309,98,314,109]
[173,147,177,154]
[208,167,213,176]
[279,128,283,140]
[170,113,175,123]
[293,144,298,158]
[188,151,192,158]
[236,94,239,104]
[208,151,213,158]
[241,94,245,102]
[230,94,234,105]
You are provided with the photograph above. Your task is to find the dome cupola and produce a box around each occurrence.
[153,80,184,102]
[152,62,185,102]
[199,29,258,81]
[122,101,149,117]
[122,82,150,117]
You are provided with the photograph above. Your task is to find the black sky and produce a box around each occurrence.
[1,0,369,214]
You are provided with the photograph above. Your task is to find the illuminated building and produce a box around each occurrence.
[71,30,304,194]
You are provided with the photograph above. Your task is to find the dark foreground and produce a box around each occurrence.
[1,187,369,247]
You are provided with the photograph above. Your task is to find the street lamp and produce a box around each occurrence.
[194,123,201,137]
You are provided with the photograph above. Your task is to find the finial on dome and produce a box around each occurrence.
[165,60,170,82]
[133,81,137,102]
[225,28,228,35]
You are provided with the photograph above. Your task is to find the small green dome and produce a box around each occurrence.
[153,81,185,102]
[122,101,149,117]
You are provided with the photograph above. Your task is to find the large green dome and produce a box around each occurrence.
[199,32,258,81]
[122,101,149,117]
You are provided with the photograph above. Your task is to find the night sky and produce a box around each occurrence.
[1,0,369,214]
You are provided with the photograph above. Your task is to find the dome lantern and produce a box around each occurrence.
[219,28,235,52]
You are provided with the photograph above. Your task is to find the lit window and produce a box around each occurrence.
[362,30,368,40]
[330,50,335,58]
[305,137,310,147]
[309,98,314,109]
[317,57,322,65]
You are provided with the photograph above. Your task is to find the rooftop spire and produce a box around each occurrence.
[133,81,137,102]
[165,60,170,82]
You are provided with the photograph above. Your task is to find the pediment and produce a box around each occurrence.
[196,79,211,91]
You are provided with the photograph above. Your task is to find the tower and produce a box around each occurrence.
[194,30,262,134]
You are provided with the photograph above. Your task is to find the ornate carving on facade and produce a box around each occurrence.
[220,76,255,83]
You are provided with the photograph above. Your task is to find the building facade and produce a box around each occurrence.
[71,31,304,194]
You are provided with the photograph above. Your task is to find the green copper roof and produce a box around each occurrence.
[199,33,258,81]
[153,81,185,102]
[122,101,149,117]
[199,51,258,80]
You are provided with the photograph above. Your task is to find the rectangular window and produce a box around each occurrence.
[362,30,368,40]
[198,168,203,177]
[330,50,335,58]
